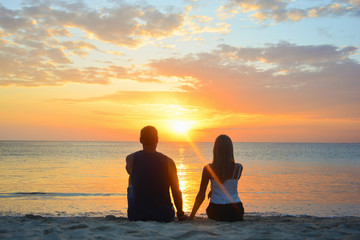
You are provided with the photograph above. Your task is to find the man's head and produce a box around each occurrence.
[140,126,158,147]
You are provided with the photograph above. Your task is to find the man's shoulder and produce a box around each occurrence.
[155,152,175,167]
[126,151,140,161]
[152,151,169,159]
[126,152,135,158]
[160,152,173,162]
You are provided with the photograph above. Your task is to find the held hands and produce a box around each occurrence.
[178,214,188,221]
[177,211,189,221]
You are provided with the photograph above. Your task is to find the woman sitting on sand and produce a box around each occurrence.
[189,135,244,222]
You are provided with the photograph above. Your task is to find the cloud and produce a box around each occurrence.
[218,42,358,66]
[219,0,360,23]
[6,0,185,48]
[1,1,359,120]
[51,39,360,120]
[136,7,185,38]
[53,91,198,106]
[52,90,239,133]
[49,38,360,139]
[0,5,33,32]
[0,34,102,86]
[60,41,97,51]
[180,14,232,37]
[148,42,360,119]
[0,53,162,86]
[0,0,188,86]
[59,41,98,57]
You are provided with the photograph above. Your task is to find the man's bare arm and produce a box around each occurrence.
[126,153,134,175]
[167,158,185,218]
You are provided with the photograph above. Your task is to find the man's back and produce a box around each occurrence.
[126,126,186,222]
[127,150,175,222]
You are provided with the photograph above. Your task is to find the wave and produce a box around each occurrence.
[0,192,126,198]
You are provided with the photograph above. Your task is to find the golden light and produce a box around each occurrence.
[172,120,192,134]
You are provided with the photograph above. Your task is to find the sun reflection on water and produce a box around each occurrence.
[176,147,192,212]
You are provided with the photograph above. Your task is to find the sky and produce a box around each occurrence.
[0,0,359,142]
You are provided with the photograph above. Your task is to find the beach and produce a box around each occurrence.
[0,214,359,240]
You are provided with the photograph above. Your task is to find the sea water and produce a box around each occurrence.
[0,141,359,217]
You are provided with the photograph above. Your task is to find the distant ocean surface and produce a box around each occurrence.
[0,141,359,217]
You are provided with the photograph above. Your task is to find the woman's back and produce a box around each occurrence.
[189,134,244,222]
[209,163,242,204]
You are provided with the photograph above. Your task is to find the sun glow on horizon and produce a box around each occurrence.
[172,120,193,134]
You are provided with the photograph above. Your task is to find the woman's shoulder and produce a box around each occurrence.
[235,162,243,169]
[204,163,212,171]
[203,164,213,178]
[234,163,243,179]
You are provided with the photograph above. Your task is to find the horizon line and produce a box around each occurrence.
[1,139,359,144]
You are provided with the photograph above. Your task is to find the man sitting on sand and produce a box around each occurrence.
[126,126,187,222]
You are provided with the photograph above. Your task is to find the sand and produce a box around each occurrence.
[0,214,359,240]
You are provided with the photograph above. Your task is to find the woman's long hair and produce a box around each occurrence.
[211,135,235,182]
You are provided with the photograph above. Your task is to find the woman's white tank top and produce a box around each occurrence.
[210,163,242,204]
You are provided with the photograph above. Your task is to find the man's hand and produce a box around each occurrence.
[178,214,188,221]
[177,211,188,221]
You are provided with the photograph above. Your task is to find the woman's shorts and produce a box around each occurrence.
[206,202,244,222]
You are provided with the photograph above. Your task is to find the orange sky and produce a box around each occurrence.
[0,0,360,142]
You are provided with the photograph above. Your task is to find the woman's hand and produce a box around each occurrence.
[178,214,189,221]
[177,211,188,221]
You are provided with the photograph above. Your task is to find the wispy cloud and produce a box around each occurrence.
[218,0,360,23]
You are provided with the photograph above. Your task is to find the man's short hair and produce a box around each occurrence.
[140,126,158,145]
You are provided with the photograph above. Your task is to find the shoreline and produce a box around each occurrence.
[0,215,359,239]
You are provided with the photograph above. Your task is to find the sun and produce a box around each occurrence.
[172,121,192,134]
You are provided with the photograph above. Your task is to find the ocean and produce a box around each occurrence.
[0,141,359,217]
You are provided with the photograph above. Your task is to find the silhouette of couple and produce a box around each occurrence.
[126,126,244,222]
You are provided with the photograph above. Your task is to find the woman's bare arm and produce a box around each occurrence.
[189,165,211,220]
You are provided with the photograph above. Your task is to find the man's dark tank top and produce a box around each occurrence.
[129,150,174,221]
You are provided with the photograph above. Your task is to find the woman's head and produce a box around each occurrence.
[212,134,235,182]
